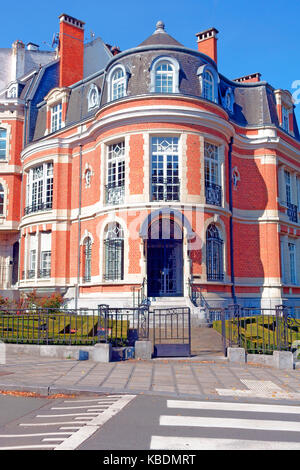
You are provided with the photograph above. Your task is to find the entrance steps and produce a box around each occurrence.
[148,297,207,325]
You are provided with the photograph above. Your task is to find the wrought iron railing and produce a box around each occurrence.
[207,272,224,281]
[287,202,298,223]
[105,184,125,205]
[205,182,222,206]
[132,278,147,308]
[38,269,51,278]
[0,306,150,347]
[24,201,53,215]
[151,177,180,202]
[215,305,300,356]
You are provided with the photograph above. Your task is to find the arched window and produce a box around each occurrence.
[104,222,124,280]
[206,224,224,281]
[197,65,219,103]
[150,57,180,94]
[0,129,7,160]
[203,70,214,101]
[0,184,4,215]
[111,67,126,101]
[83,237,92,282]
[155,62,174,93]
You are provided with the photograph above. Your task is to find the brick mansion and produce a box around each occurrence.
[0,13,299,310]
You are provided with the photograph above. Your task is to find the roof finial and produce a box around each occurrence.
[154,20,165,34]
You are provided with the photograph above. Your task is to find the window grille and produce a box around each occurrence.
[0,184,4,215]
[104,223,124,280]
[84,238,92,282]
[206,224,224,281]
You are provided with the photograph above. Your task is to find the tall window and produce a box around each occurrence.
[284,170,291,204]
[39,231,51,278]
[51,103,62,132]
[203,71,214,101]
[0,129,7,160]
[83,237,92,282]
[206,224,224,281]
[25,162,53,214]
[204,142,221,206]
[155,62,174,93]
[111,68,126,101]
[29,249,36,279]
[289,242,296,285]
[282,106,289,132]
[151,137,179,201]
[104,222,124,281]
[106,142,125,205]
[0,184,4,215]
[40,251,51,278]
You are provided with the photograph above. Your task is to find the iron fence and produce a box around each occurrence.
[0,306,149,347]
[151,307,191,357]
[215,305,300,356]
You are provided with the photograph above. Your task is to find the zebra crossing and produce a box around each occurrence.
[0,394,135,450]
[150,399,300,450]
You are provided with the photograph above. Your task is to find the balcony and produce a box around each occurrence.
[24,201,52,215]
[38,269,51,279]
[105,184,125,205]
[205,182,222,206]
[151,177,180,202]
[207,272,224,282]
[287,202,298,223]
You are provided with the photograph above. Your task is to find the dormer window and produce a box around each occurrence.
[203,71,214,101]
[51,103,62,132]
[282,106,290,132]
[274,89,293,135]
[197,64,219,103]
[107,65,128,102]
[150,56,180,94]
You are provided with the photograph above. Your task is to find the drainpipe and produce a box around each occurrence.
[75,143,83,310]
[228,136,237,305]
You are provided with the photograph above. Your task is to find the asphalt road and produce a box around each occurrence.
[0,393,300,451]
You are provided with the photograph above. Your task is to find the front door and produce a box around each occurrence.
[147,239,183,297]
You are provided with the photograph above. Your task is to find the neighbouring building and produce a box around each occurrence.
[0,13,299,311]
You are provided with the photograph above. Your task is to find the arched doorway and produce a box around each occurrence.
[147,218,183,297]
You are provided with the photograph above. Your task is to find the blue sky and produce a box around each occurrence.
[2,0,300,121]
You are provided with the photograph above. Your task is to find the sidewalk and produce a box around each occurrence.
[1,350,300,401]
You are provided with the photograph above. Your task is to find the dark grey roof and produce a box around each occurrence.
[138,32,183,47]
[138,21,183,47]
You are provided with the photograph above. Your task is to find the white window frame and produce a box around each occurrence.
[107,64,128,102]
[104,222,124,281]
[284,169,291,204]
[51,103,62,132]
[106,141,125,205]
[0,128,7,160]
[150,136,180,202]
[150,56,180,94]
[197,64,219,103]
[282,106,290,132]
[26,162,53,213]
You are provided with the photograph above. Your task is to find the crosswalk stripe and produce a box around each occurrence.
[51,405,109,410]
[0,445,56,450]
[0,432,71,438]
[35,412,101,418]
[167,400,300,414]
[150,436,300,450]
[160,415,300,432]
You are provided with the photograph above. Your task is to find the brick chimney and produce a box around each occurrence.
[58,13,85,88]
[234,73,261,83]
[196,28,218,64]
